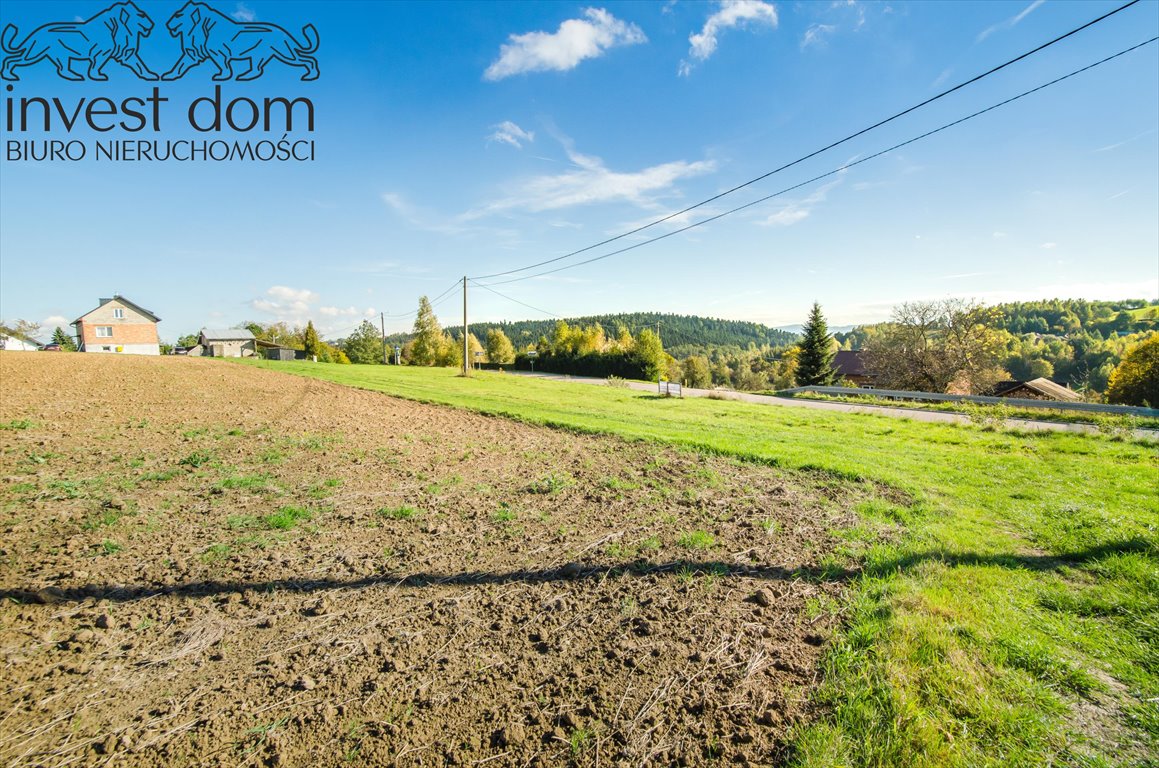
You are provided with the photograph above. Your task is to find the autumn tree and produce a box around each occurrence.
[410,296,443,366]
[796,302,837,386]
[461,332,485,368]
[864,299,1005,394]
[319,342,351,364]
[0,319,41,342]
[681,356,712,388]
[436,332,462,368]
[1106,335,1158,407]
[485,329,515,364]
[770,347,799,390]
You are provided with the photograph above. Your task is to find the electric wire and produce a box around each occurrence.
[476,36,1158,287]
[467,0,1142,282]
[469,279,564,319]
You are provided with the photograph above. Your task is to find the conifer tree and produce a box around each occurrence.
[51,327,77,351]
[302,321,321,359]
[796,302,837,386]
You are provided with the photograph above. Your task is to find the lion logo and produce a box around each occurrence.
[161,2,318,81]
[0,2,159,81]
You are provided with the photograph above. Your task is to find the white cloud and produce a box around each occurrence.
[936,272,992,281]
[465,136,715,217]
[800,23,835,50]
[231,3,256,22]
[250,286,318,326]
[319,306,376,319]
[484,8,646,81]
[759,178,842,227]
[976,0,1043,43]
[1094,129,1155,153]
[41,315,68,327]
[489,121,535,149]
[382,193,470,235]
[1040,242,1057,250]
[267,286,318,303]
[680,0,777,76]
[248,287,381,336]
[615,205,726,235]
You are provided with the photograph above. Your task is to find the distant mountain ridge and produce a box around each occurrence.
[776,323,857,335]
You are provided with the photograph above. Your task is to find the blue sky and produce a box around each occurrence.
[0,0,1156,342]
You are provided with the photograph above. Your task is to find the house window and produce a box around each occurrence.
[113,308,124,319]
[95,326,113,337]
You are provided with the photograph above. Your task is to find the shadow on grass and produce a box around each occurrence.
[2,539,1151,606]
[865,537,1155,578]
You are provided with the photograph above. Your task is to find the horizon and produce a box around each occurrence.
[1,0,1156,340]
[11,295,1155,346]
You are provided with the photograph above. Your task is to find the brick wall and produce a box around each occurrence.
[76,299,159,347]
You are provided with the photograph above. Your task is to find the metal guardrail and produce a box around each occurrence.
[782,386,1159,418]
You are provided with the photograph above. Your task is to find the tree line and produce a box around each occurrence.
[148,296,1155,408]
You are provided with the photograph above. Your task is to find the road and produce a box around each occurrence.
[507,372,1155,438]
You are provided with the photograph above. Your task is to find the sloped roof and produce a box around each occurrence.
[993,377,1082,402]
[200,328,255,342]
[833,349,868,377]
[72,295,161,325]
[0,331,42,346]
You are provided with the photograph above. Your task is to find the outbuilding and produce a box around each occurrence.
[196,329,257,358]
[990,377,1082,402]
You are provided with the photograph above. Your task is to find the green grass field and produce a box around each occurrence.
[244,360,1158,767]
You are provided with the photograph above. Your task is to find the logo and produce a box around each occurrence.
[1,1,319,82]
[1,2,159,81]
[161,2,318,81]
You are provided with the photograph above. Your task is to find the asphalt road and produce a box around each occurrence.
[507,371,1156,438]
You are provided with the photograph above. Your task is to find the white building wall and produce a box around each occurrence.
[84,343,161,355]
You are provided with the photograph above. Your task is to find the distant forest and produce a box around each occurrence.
[359,298,1157,397]
[404,312,800,355]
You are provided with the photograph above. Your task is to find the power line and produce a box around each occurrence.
[467,0,1142,283]
[477,36,1158,287]
[468,279,563,319]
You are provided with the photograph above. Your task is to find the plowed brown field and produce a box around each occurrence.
[0,353,899,767]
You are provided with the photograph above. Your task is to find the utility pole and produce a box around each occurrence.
[380,312,387,365]
[462,276,469,377]
[656,321,661,345]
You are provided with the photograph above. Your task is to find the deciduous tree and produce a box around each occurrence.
[632,329,665,381]
[410,297,443,366]
[343,320,384,365]
[864,299,1005,394]
[485,329,515,364]
[1106,335,1158,407]
[681,355,711,388]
